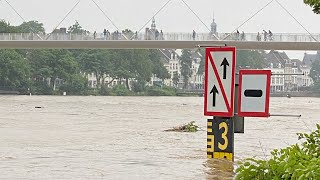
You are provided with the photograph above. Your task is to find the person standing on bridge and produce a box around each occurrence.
[107,30,110,40]
[236,30,240,40]
[192,30,196,40]
[256,32,261,41]
[103,29,107,40]
[93,31,97,40]
[263,30,267,41]
[241,31,245,41]
[155,30,159,40]
[160,30,164,40]
[268,30,273,41]
[134,31,138,40]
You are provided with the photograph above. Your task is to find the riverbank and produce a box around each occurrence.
[271,91,320,97]
[0,90,19,95]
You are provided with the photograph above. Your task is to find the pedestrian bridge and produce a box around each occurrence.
[1,32,319,42]
[0,32,319,50]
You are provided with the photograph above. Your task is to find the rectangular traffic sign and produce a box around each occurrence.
[238,70,271,117]
[204,47,236,117]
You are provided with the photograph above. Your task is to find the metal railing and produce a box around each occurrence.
[0,32,319,42]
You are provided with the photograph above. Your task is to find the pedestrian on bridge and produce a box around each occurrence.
[134,31,138,40]
[160,30,164,40]
[107,30,110,40]
[192,30,196,40]
[268,30,273,41]
[93,31,97,40]
[241,31,245,41]
[155,30,159,40]
[236,30,240,40]
[256,32,261,41]
[103,29,107,40]
[263,30,267,41]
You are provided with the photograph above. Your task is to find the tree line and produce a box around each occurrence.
[0,19,271,95]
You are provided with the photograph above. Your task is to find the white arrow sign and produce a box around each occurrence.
[204,47,236,117]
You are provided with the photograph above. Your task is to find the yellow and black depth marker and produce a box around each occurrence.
[207,118,234,161]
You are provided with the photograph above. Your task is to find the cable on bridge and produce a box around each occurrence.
[223,0,274,40]
[90,0,129,40]
[130,0,172,40]
[46,0,81,40]
[3,0,44,40]
[180,0,220,41]
[275,0,318,42]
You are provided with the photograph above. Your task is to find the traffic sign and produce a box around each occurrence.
[238,70,271,117]
[204,47,236,117]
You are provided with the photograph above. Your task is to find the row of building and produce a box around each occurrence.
[87,48,318,93]
[86,17,318,92]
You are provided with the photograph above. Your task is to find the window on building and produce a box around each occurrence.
[272,78,275,84]
[276,78,279,84]
[280,78,283,84]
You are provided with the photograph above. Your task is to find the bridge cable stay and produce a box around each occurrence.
[223,0,274,40]
[275,0,318,42]
[180,0,220,41]
[46,0,81,40]
[90,0,128,40]
[129,0,172,40]
[3,0,44,40]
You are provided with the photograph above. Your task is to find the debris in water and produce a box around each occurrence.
[165,121,199,132]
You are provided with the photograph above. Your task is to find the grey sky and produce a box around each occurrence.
[0,0,319,59]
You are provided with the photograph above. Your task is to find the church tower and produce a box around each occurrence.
[151,17,156,30]
[210,12,217,34]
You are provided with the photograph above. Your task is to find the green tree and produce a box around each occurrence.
[27,49,79,91]
[68,20,89,34]
[109,49,132,89]
[304,0,320,14]
[79,49,114,89]
[180,49,193,89]
[237,50,266,69]
[149,50,170,81]
[59,74,88,95]
[17,20,45,33]
[310,60,320,82]
[0,49,30,91]
[172,72,180,87]
[0,19,18,33]
[197,48,205,75]
[113,49,153,89]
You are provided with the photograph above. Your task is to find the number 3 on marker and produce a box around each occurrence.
[218,122,228,150]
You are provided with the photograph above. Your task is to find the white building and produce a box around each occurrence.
[300,66,313,87]
[158,49,181,87]
[264,63,285,93]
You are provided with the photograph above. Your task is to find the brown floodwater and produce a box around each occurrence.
[0,96,319,179]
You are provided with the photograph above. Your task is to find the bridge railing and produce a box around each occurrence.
[0,32,319,42]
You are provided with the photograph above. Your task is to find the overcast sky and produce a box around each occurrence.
[0,0,319,59]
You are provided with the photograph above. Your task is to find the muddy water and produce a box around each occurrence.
[0,96,319,179]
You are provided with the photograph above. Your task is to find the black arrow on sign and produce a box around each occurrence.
[210,85,219,107]
[220,58,230,80]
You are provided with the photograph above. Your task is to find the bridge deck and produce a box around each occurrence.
[0,40,319,50]
[1,32,319,42]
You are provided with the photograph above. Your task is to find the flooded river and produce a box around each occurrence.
[0,96,319,179]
